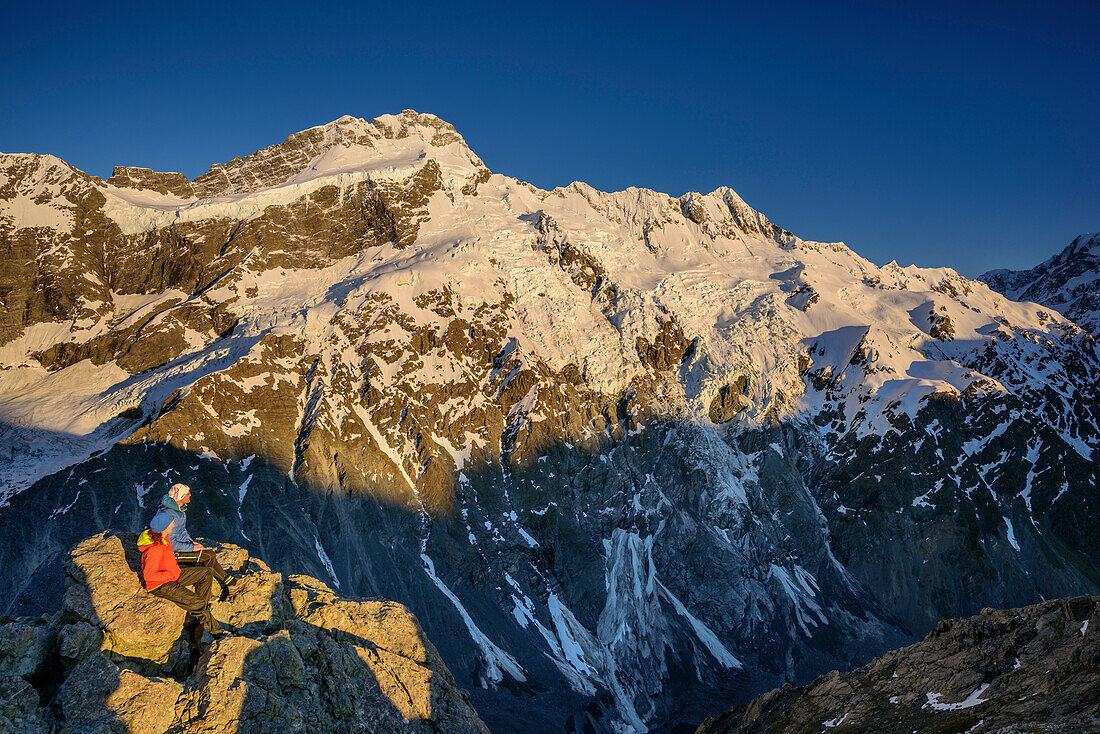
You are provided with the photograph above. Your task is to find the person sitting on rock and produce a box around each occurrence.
[159,482,242,600]
[138,511,226,639]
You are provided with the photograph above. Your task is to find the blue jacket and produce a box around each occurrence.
[158,494,195,551]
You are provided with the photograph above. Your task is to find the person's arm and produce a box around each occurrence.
[171,513,195,552]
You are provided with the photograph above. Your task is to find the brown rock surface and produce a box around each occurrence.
[56,652,183,734]
[63,532,187,669]
[4,531,489,734]
[709,377,751,424]
[696,596,1100,734]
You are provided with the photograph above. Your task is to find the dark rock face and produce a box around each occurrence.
[106,166,196,198]
[708,378,750,424]
[0,531,488,734]
[696,595,1100,734]
[2,113,1099,733]
[982,232,1100,335]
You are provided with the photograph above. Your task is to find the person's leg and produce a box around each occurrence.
[150,579,222,634]
[188,618,203,651]
[171,567,223,634]
[177,565,214,604]
[149,581,191,607]
[175,549,230,585]
[199,549,230,584]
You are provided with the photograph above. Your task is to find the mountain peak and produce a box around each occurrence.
[980,232,1100,334]
[185,109,479,199]
[92,111,489,233]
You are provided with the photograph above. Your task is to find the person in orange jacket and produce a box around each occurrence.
[138,511,225,637]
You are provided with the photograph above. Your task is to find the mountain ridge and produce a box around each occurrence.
[697,594,1100,733]
[2,111,1098,732]
[981,232,1100,336]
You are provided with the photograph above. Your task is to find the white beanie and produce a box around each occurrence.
[169,483,191,502]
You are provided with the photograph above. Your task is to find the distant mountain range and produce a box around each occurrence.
[2,111,1098,732]
[981,233,1100,335]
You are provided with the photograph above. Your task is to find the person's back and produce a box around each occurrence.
[137,529,180,590]
[160,485,195,551]
[158,482,242,599]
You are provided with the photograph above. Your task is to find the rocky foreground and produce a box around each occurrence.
[696,595,1100,734]
[0,531,488,733]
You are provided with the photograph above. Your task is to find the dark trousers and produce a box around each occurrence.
[175,549,229,587]
[150,566,222,635]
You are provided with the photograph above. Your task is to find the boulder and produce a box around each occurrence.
[56,652,182,734]
[0,615,57,679]
[283,574,480,728]
[62,531,187,670]
[208,550,292,635]
[6,531,490,734]
[0,674,46,734]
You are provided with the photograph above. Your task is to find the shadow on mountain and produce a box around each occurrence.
[1,426,646,731]
[1,406,1098,732]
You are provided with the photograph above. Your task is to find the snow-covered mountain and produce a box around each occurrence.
[981,233,1100,336]
[2,111,1098,732]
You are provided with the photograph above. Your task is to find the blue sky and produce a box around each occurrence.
[3,0,1096,275]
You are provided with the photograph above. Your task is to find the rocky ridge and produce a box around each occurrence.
[1,111,1099,731]
[696,595,1100,733]
[981,233,1100,335]
[0,531,487,733]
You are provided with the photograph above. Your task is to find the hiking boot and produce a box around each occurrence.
[221,576,247,601]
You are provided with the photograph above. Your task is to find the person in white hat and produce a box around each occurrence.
[159,482,242,599]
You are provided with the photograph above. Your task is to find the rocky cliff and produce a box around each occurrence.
[0,531,488,733]
[2,111,1099,732]
[981,233,1100,335]
[696,595,1100,733]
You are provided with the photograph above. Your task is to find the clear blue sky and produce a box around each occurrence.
[3,0,1096,275]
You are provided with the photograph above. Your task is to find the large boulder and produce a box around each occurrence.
[0,615,57,680]
[208,549,292,635]
[5,531,490,733]
[55,652,182,734]
[62,531,187,670]
[0,615,57,734]
[0,674,46,734]
[284,574,483,728]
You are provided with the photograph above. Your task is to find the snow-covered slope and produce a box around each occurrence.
[981,233,1100,336]
[2,111,1098,732]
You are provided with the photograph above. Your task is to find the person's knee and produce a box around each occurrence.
[178,595,207,613]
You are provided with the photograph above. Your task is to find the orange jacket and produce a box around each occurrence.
[137,529,180,590]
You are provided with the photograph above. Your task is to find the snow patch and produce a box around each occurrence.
[924,683,990,711]
[314,536,340,589]
[421,553,525,685]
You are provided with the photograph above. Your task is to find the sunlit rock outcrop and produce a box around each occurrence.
[0,531,488,733]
